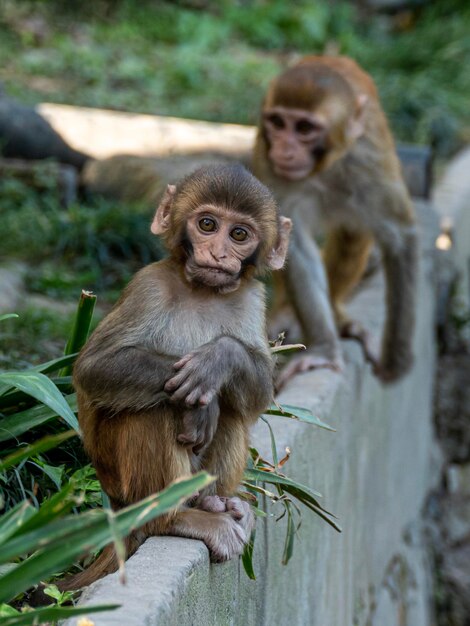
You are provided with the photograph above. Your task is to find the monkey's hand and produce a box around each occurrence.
[177,399,220,455]
[164,339,232,407]
[276,350,343,392]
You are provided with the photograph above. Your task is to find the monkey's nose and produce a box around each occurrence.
[211,249,227,261]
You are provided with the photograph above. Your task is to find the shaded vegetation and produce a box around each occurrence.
[0,0,468,155]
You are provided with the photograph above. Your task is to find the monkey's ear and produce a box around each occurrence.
[151,184,176,235]
[267,216,292,270]
[347,94,368,141]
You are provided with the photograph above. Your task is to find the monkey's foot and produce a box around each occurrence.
[200,496,252,525]
[276,352,342,391]
[340,320,379,368]
[201,497,255,563]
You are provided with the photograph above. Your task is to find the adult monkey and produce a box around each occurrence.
[65,164,292,588]
[253,55,418,388]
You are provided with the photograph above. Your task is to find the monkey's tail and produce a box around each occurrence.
[58,530,144,592]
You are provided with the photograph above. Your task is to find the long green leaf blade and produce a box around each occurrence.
[33,353,78,376]
[0,472,214,601]
[0,394,77,443]
[0,314,19,323]
[0,431,77,472]
[264,404,335,431]
[282,504,295,565]
[0,603,120,626]
[244,468,323,500]
[241,531,256,580]
[0,372,79,431]
[0,503,36,546]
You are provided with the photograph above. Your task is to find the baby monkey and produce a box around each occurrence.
[66,164,292,588]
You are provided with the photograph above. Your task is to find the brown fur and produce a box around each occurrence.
[253,55,417,385]
[61,165,290,590]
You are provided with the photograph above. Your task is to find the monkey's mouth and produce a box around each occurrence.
[201,265,235,276]
[273,163,312,182]
[185,263,239,289]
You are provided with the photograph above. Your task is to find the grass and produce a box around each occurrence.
[0,0,468,154]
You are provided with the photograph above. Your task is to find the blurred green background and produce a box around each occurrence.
[1,0,469,155]
[0,0,469,367]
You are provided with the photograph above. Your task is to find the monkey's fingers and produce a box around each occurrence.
[183,385,206,407]
[200,495,226,513]
[177,433,197,446]
[276,354,342,391]
[198,390,216,407]
[164,367,193,393]
[173,354,194,370]
[225,497,245,521]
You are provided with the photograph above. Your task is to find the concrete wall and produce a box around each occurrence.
[433,147,470,306]
[64,196,440,626]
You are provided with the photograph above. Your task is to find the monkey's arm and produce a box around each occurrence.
[376,223,418,382]
[165,336,274,419]
[74,343,176,412]
[276,227,343,389]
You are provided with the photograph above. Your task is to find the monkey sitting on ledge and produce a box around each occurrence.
[62,164,292,590]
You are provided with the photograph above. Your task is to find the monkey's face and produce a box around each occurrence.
[262,106,327,181]
[184,205,260,293]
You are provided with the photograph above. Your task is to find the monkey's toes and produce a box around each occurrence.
[276,353,342,390]
[225,497,245,521]
[200,495,227,513]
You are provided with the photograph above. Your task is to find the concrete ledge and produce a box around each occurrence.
[65,199,440,626]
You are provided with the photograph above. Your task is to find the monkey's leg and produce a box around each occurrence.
[194,415,255,538]
[323,227,377,365]
[164,414,255,562]
[60,406,192,590]
[114,411,253,562]
[276,227,343,390]
[323,226,373,324]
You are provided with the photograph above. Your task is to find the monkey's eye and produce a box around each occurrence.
[266,114,285,130]
[230,227,249,242]
[295,119,320,135]
[199,217,217,232]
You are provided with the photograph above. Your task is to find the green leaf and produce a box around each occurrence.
[0,502,36,546]
[30,459,64,489]
[0,471,214,601]
[260,415,279,467]
[12,481,80,537]
[0,431,77,472]
[241,531,256,580]
[0,394,77,442]
[0,314,19,323]
[244,468,323,500]
[33,353,78,376]
[264,404,335,431]
[0,603,120,626]
[282,503,296,565]
[0,371,79,431]
[0,603,20,616]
